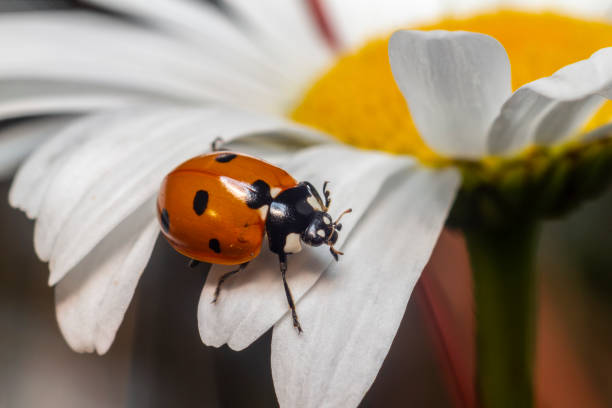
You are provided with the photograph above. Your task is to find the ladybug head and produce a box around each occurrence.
[301,208,352,261]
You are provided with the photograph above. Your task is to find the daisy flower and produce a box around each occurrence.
[4,1,612,407]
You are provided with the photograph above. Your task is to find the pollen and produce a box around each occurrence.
[291,11,612,164]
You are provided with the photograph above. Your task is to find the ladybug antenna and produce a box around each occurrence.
[327,208,352,262]
[333,208,352,225]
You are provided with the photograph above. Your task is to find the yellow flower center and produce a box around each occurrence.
[291,10,612,164]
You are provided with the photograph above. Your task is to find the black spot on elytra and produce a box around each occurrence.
[161,208,170,233]
[193,190,209,216]
[246,180,272,209]
[209,238,221,253]
[215,153,237,163]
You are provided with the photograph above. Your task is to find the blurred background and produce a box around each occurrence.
[1,1,611,407]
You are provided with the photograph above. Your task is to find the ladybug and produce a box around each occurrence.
[157,140,351,333]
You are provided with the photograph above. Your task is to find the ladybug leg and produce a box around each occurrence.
[322,181,331,210]
[212,262,249,304]
[188,259,200,268]
[279,254,303,334]
[303,181,328,212]
[211,137,225,152]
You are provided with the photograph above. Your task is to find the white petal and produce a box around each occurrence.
[82,0,286,90]
[198,145,411,351]
[9,113,118,219]
[514,47,612,99]
[223,0,333,97]
[271,165,460,408]
[0,115,74,179]
[83,0,251,48]
[33,108,178,264]
[389,30,511,158]
[0,12,281,112]
[0,80,156,121]
[55,199,159,354]
[324,0,612,51]
[556,0,612,17]
[320,0,445,50]
[488,47,612,154]
[448,0,502,14]
[506,0,612,18]
[26,106,320,285]
[534,96,604,145]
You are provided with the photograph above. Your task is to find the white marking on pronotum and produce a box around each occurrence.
[258,205,269,220]
[307,195,322,211]
[317,229,326,237]
[284,233,302,254]
[323,217,331,225]
[270,187,282,198]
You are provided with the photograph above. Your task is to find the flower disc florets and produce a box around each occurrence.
[292,10,612,229]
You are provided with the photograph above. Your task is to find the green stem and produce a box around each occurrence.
[464,222,540,408]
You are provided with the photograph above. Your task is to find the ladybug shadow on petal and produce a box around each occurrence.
[200,241,333,321]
